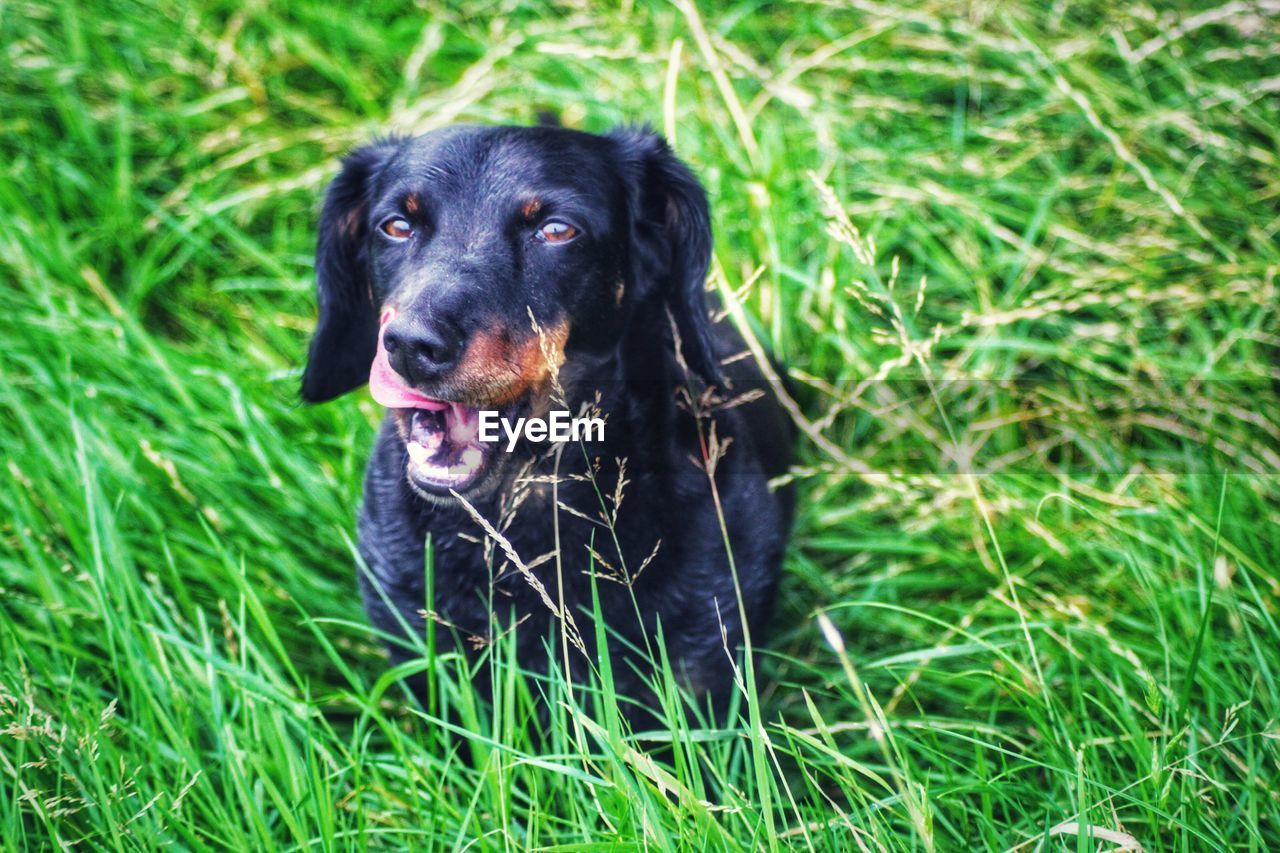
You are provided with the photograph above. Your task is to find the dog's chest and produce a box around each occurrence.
[423,485,664,649]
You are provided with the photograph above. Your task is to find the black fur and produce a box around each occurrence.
[302,142,398,402]
[303,123,794,726]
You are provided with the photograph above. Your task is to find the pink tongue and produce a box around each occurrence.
[368,311,448,410]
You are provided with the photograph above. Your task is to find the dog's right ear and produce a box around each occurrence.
[301,141,398,403]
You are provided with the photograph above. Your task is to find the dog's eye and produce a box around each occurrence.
[380,218,413,240]
[538,221,578,243]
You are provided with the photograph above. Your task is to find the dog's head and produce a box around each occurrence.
[301,124,719,499]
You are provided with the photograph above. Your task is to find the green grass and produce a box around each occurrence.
[3,0,1279,848]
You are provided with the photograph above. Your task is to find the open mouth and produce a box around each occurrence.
[369,311,499,495]
[402,403,496,493]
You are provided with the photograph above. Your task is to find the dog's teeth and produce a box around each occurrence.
[406,442,428,464]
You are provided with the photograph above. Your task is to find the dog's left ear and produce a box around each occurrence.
[301,141,399,403]
[611,126,721,384]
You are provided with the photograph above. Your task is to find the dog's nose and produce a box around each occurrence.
[383,318,463,385]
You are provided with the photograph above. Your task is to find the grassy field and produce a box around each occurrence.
[3,0,1279,848]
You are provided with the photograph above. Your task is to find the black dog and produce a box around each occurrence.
[301,123,793,725]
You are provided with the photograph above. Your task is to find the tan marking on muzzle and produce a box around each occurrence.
[452,319,569,407]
